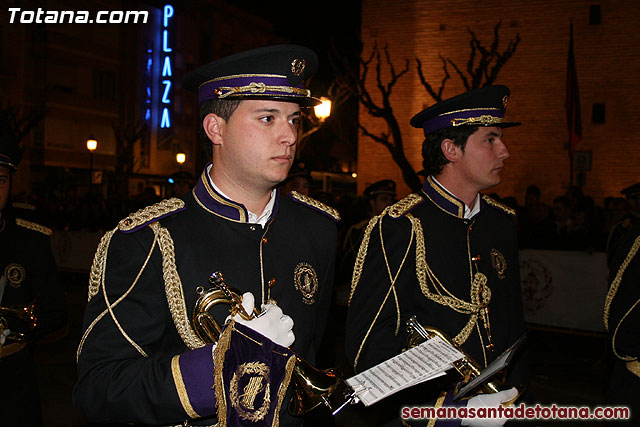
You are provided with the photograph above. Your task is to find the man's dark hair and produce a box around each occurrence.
[421,125,478,176]
[198,99,242,158]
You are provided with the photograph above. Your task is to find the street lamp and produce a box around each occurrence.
[176,152,186,166]
[314,97,332,122]
[86,136,98,193]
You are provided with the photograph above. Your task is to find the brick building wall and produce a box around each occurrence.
[357,0,640,206]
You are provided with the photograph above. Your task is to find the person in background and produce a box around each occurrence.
[0,137,68,426]
[607,183,640,259]
[281,162,312,197]
[169,171,195,197]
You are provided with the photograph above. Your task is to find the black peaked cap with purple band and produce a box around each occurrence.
[410,85,521,137]
[182,44,321,107]
[0,136,23,173]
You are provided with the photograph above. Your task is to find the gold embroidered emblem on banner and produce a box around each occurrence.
[230,362,271,421]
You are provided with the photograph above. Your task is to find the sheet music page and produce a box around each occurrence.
[346,336,463,406]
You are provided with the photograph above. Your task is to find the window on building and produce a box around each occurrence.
[93,69,117,101]
[592,103,605,123]
[589,5,601,25]
[49,61,77,95]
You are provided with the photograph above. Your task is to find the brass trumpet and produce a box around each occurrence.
[405,316,508,396]
[192,272,342,416]
[0,303,38,358]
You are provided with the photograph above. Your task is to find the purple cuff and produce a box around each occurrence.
[173,344,216,418]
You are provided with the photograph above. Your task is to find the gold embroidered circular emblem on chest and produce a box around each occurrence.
[293,262,318,305]
[490,249,507,279]
[5,263,26,288]
[230,361,271,421]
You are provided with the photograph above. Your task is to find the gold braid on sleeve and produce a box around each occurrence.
[88,229,116,301]
[151,222,207,350]
[604,235,640,362]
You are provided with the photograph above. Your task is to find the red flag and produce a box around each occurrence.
[566,23,582,155]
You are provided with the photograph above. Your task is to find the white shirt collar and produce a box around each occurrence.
[206,164,276,226]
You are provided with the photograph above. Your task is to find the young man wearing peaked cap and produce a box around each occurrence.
[74,45,339,427]
[346,85,527,426]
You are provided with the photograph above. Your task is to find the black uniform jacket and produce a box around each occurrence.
[1,209,67,426]
[0,209,66,343]
[346,176,526,389]
[74,167,338,426]
[604,221,640,413]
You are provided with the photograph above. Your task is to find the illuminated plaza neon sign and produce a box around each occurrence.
[144,4,174,132]
[160,4,173,129]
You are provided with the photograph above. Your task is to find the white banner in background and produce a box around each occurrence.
[519,249,609,332]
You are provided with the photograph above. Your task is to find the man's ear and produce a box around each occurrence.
[203,113,225,146]
[441,138,460,163]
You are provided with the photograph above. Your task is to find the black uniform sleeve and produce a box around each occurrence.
[73,229,215,424]
[345,215,414,372]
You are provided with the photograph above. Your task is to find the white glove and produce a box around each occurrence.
[229,292,295,348]
[0,328,10,345]
[461,387,518,427]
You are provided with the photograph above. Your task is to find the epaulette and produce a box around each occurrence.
[16,218,52,236]
[387,193,424,218]
[118,198,186,232]
[482,194,516,216]
[290,191,340,222]
[12,202,36,211]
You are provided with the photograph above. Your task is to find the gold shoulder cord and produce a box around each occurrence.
[603,235,640,362]
[78,227,156,360]
[351,208,415,371]
[411,211,490,348]
[151,222,207,350]
[78,198,196,360]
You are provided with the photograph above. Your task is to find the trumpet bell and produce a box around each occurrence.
[288,357,341,415]
[193,272,345,416]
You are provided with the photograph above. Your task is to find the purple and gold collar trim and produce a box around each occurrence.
[421,107,505,136]
[193,164,280,223]
[198,73,310,105]
[421,176,486,219]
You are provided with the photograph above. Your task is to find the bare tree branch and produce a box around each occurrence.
[416,56,450,103]
[332,42,421,191]
[0,103,45,144]
[112,114,147,176]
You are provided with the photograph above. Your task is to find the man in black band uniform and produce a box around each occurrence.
[346,86,526,426]
[0,137,68,425]
[74,45,339,426]
[604,219,640,424]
